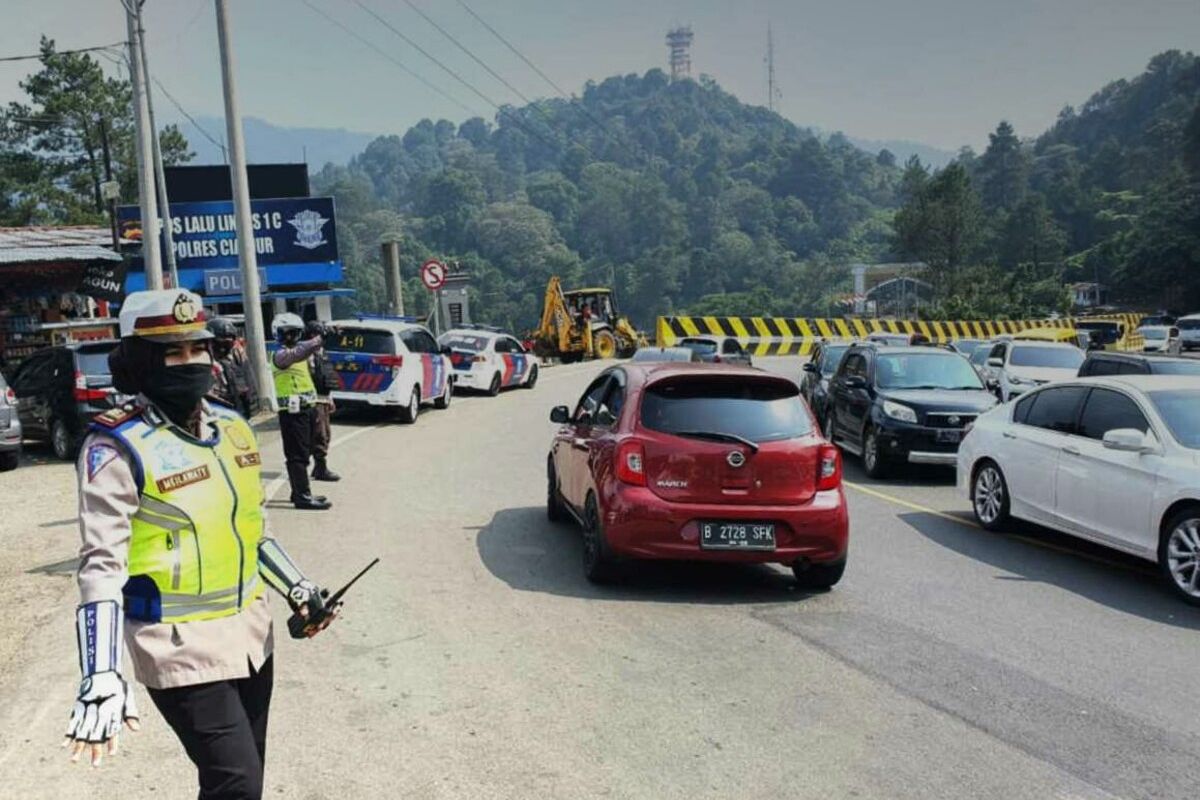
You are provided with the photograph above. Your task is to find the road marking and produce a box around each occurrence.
[843,480,1154,577]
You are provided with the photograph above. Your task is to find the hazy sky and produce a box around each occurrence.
[2,0,1198,151]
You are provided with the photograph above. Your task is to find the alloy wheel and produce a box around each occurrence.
[1166,518,1200,599]
[974,466,1004,525]
[864,433,878,471]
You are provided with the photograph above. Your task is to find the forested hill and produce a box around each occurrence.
[314,69,901,330]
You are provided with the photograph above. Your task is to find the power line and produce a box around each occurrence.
[399,0,533,106]
[151,76,227,160]
[0,41,125,64]
[300,0,476,116]
[453,0,570,98]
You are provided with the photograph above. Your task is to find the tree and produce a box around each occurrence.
[998,194,1067,272]
[976,121,1029,212]
[0,37,192,225]
[893,164,984,296]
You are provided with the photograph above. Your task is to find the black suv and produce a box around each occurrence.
[6,340,124,460]
[800,340,853,426]
[825,344,998,477]
[1078,351,1200,377]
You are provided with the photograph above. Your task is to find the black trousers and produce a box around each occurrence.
[311,402,332,462]
[148,657,274,800]
[278,408,314,500]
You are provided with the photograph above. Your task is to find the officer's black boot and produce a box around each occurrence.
[293,493,332,510]
[312,458,341,482]
[288,462,331,510]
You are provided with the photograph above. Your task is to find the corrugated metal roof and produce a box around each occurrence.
[0,226,123,265]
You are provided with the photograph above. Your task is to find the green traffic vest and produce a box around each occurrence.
[272,357,316,400]
[100,404,265,623]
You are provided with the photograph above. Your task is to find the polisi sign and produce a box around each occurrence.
[203,268,269,296]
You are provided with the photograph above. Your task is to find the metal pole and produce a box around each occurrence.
[125,2,162,289]
[134,1,180,288]
[215,0,275,411]
[382,241,404,316]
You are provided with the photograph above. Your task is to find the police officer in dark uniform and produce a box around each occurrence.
[207,317,257,419]
[270,313,330,511]
[304,320,341,483]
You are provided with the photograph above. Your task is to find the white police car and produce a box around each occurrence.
[438,327,538,395]
[326,316,452,423]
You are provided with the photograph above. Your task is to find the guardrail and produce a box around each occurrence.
[655,314,1145,356]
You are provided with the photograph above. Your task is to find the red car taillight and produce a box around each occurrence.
[712,355,722,363]
[816,444,842,491]
[615,440,646,486]
[73,371,109,402]
[3,387,14,405]
[371,355,405,368]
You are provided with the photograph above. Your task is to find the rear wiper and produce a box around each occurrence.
[672,430,760,452]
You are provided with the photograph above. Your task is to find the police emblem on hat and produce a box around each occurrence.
[288,209,328,251]
[173,293,200,324]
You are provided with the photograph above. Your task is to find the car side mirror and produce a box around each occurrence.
[802,362,817,373]
[550,405,570,424]
[1103,428,1155,453]
[843,375,866,390]
[440,345,453,356]
[986,357,1003,368]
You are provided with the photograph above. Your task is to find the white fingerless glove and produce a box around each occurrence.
[66,600,138,744]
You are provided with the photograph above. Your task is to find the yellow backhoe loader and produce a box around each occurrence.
[530,277,646,361]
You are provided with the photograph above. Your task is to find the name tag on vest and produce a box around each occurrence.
[235,452,261,468]
[156,465,212,493]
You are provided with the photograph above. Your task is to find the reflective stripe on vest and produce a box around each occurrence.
[272,358,315,399]
[100,406,265,623]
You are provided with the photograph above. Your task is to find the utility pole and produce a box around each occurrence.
[124,0,162,290]
[215,0,275,411]
[134,1,180,288]
[382,241,404,316]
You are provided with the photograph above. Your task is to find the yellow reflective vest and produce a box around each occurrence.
[272,357,316,400]
[95,403,265,623]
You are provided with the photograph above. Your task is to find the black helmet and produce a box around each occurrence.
[206,317,238,340]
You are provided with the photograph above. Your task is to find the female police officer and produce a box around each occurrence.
[65,289,334,799]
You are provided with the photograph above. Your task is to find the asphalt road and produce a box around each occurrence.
[2,356,1198,799]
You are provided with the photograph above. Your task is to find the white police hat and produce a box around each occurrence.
[118,290,214,343]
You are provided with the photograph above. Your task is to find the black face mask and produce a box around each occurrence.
[143,363,214,428]
[213,340,234,360]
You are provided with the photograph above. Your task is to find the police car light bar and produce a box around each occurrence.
[354,313,421,324]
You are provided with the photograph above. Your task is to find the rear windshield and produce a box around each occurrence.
[1009,346,1084,370]
[640,379,812,443]
[1177,319,1200,331]
[1141,328,1168,340]
[1075,321,1122,344]
[970,344,993,366]
[680,339,717,354]
[324,328,396,355]
[1150,360,1200,376]
[1151,390,1200,449]
[440,335,489,352]
[75,344,116,376]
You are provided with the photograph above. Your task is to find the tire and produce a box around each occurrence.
[793,557,846,590]
[547,459,567,523]
[862,428,889,479]
[488,373,501,397]
[398,388,420,424]
[971,460,1011,531]
[0,450,18,472]
[593,330,618,360]
[582,494,618,583]
[434,381,451,410]
[523,364,539,389]
[50,418,77,461]
[1158,507,1200,606]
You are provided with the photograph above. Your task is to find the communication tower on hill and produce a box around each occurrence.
[766,23,781,112]
[666,26,694,81]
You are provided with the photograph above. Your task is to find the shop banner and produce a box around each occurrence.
[117,197,338,271]
[77,258,129,302]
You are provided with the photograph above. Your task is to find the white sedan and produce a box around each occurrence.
[439,328,538,395]
[957,375,1200,605]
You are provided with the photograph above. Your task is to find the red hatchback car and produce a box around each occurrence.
[547,363,849,586]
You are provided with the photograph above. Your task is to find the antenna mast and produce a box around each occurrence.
[666,26,694,82]
[766,22,780,112]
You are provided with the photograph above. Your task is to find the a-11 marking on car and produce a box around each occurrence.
[439,327,539,396]
[325,317,453,423]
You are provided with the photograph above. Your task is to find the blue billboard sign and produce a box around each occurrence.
[117,196,339,272]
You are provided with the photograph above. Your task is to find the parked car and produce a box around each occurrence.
[1013,328,1091,349]
[629,347,699,363]
[1174,314,1200,352]
[824,344,997,477]
[1138,313,1176,328]
[948,338,985,357]
[800,341,852,427]
[982,341,1085,401]
[958,375,1200,605]
[1074,319,1134,351]
[546,363,848,586]
[1079,351,1200,377]
[1138,325,1182,354]
[676,336,753,366]
[866,332,929,346]
[438,327,537,395]
[325,318,453,422]
[7,340,123,460]
[967,340,997,377]
[0,372,21,471]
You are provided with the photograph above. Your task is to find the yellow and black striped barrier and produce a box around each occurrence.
[655,314,1145,356]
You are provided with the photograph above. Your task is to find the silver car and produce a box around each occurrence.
[0,373,21,471]
[1177,314,1200,352]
